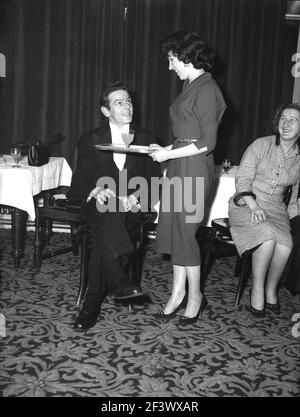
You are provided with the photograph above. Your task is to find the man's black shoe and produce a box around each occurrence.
[114,293,152,305]
[113,285,143,300]
[74,307,99,332]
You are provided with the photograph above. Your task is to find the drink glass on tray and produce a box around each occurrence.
[122,129,134,147]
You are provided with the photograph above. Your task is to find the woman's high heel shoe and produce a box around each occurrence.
[249,290,266,317]
[265,301,281,314]
[179,295,208,325]
[155,294,187,322]
[249,305,265,318]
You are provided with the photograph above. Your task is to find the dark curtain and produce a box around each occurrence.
[0,0,7,144]
[1,0,286,166]
[3,0,125,165]
[124,0,286,163]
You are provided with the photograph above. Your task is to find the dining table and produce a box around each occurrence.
[0,155,72,267]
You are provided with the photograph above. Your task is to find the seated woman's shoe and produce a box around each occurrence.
[249,304,266,318]
[179,295,208,325]
[155,294,187,322]
[266,301,281,314]
[249,290,265,318]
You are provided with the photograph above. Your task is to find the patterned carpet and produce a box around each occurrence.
[0,228,299,397]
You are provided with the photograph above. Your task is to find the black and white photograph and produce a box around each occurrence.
[0,0,299,400]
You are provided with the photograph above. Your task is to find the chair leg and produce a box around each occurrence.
[235,252,251,306]
[76,230,89,307]
[202,226,217,280]
[42,192,54,243]
[70,224,81,256]
[33,210,43,269]
[44,219,53,243]
[234,256,241,277]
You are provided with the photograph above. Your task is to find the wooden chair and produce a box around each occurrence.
[33,196,88,306]
[202,186,293,305]
[202,218,252,306]
[33,195,155,307]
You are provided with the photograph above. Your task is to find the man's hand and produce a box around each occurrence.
[87,186,115,205]
[87,187,140,212]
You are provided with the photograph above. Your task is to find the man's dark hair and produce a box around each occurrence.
[100,81,130,109]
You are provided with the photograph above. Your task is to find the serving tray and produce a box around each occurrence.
[94,144,154,154]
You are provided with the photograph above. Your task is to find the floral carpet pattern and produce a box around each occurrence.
[0,229,299,397]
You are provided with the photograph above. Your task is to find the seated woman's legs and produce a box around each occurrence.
[265,242,291,304]
[251,240,276,310]
[251,240,291,310]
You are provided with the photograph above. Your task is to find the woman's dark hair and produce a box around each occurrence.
[100,81,130,109]
[273,103,300,151]
[160,30,214,71]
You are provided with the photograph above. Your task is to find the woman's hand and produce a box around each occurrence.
[250,207,267,224]
[241,195,267,224]
[149,144,171,163]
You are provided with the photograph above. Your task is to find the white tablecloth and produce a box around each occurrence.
[0,156,72,220]
[204,165,237,226]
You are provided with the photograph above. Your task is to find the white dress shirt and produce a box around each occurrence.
[110,122,129,171]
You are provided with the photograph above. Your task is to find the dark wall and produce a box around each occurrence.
[0,0,8,149]
[281,19,298,104]
[0,0,291,166]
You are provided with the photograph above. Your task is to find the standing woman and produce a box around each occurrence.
[150,30,226,324]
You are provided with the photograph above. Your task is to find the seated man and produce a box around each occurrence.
[68,81,161,331]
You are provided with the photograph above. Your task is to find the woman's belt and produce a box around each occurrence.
[175,138,198,143]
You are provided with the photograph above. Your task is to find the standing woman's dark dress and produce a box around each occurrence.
[156,72,226,265]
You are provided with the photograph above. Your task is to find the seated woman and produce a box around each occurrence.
[281,182,300,295]
[228,103,300,317]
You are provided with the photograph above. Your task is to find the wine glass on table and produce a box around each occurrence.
[222,158,232,174]
[10,146,22,168]
[121,129,135,148]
